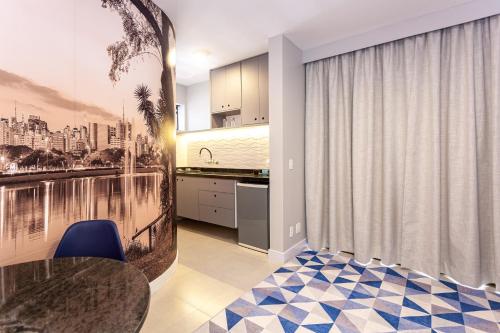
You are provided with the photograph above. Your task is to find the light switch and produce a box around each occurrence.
[288,159,294,170]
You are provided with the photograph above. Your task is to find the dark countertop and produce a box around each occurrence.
[176,167,269,184]
[0,257,150,333]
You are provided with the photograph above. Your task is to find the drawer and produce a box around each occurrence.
[199,204,236,228]
[199,191,234,210]
[199,178,235,193]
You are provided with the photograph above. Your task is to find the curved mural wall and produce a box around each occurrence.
[0,0,176,281]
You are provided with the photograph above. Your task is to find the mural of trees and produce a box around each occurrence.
[0,1,176,283]
[102,0,175,211]
[102,0,176,279]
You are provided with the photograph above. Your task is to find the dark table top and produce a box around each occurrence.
[0,257,150,333]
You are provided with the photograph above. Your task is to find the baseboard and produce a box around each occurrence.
[268,238,307,264]
[149,250,178,294]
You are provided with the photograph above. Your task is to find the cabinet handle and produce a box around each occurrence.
[214,209,217,213]
[221,105,224,108]
[214,194,217,198]
[254,117,257,121]
[262,117,265,120]
[214,182,217,185]
[227,104,230,107]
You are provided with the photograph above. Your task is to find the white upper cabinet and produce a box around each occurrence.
[241,54,269,125]
[241,56,260,125]
[258,54,269,123]
[210,53,268,127]
[210,67,226,113]
[210,62,241,113]
[224,62,242,111]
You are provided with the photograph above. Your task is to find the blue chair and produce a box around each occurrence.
[54,220,127,262]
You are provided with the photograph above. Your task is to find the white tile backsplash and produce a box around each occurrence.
[176,125,269,169]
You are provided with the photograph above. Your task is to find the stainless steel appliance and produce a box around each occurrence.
[236,183,269,252]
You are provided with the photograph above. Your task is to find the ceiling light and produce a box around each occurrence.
[168,47,176,67]
[193,49,211,66]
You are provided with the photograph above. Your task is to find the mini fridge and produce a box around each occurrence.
[236,183,269,252]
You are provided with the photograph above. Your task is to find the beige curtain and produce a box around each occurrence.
[305,15,500,289]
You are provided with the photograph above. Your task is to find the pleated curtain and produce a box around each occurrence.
[305,15,500,289]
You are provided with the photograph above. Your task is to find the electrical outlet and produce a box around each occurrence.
[295,223,301,234]
[289,226,294,238]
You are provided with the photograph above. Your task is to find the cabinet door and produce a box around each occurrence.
[176,176,187,217]
[241,56,260,125]
[225,62,242,111]
[258,54,269,123]
[176,176,199,220]
[210,67,226,113]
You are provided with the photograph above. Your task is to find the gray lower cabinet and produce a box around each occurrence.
[200,179,234,194]
[176,176,199,220]
[199,191,234,209]
[199,205,235,228]
[176,176,236,228]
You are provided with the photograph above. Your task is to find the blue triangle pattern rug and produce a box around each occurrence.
[195,251,500,332]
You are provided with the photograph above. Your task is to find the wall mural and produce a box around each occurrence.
[0,0,176,281]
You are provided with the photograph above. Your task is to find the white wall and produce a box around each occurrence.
[176,83,187,105]
[176,84,187,131]
[186,81,210,131]
[268,34,306,259]
[303,0,500,63]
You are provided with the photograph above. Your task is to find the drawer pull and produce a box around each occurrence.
[214,194,217,198]
[214,209,217,213]
[214,182,217,185]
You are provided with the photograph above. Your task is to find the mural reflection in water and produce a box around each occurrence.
[0,173,164,269]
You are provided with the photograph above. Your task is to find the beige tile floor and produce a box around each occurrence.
[141,220,280,333]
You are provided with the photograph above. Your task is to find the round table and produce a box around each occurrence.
[0,257,150,332]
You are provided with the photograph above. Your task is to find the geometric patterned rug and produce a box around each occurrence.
[195,250,500,333]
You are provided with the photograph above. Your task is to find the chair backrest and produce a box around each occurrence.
[54,220,127,262]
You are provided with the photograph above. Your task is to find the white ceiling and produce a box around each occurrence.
[155,0,473,86]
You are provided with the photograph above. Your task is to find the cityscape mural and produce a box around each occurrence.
[0,0,176,281]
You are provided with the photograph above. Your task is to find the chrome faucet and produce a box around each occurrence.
[199,147,218,165]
